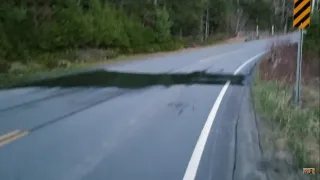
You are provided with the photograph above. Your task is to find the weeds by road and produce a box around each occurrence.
[253,78,320,172]
[253,42,320,180]
[0,54,145,88]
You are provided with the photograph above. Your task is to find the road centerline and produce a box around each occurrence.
[0,130,29,148]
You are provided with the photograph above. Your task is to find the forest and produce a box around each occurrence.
[0,0,318,69]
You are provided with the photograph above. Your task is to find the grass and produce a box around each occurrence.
[253,70,320,177]
[0,54,140,88]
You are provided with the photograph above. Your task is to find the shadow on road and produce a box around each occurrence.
[2,70,246,89]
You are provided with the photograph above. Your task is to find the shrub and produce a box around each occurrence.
[0,0,175,62]
[305,11,320,58]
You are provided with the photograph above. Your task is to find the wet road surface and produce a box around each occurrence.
[0,34,298,180]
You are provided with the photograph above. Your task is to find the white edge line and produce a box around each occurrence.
[234,51,267,75]
[182,51,267,180]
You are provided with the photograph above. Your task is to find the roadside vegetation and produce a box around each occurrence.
[0,0,294,86]
[253,11,320,179]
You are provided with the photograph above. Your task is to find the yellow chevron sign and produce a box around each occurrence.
[293,0,311,29]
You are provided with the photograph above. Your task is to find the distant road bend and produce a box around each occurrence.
[0,34,298,180]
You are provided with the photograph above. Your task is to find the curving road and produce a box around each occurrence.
[0,34,298,180]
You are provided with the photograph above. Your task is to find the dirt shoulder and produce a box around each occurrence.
[252,42,320,180]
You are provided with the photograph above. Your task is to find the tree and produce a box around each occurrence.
[0,0,287,63]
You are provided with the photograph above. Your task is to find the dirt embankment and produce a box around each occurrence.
[259,41,320,86]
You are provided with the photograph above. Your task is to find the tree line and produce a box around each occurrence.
[0,0,309,65]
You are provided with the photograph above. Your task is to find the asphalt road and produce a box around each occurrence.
[0,34,298,180]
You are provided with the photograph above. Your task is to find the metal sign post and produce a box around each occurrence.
[293,0,311,106]
[295,29,304,105]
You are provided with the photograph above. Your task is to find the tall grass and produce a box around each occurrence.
[253,72,320,174]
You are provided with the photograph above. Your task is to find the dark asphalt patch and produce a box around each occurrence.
[2,70,245,89]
